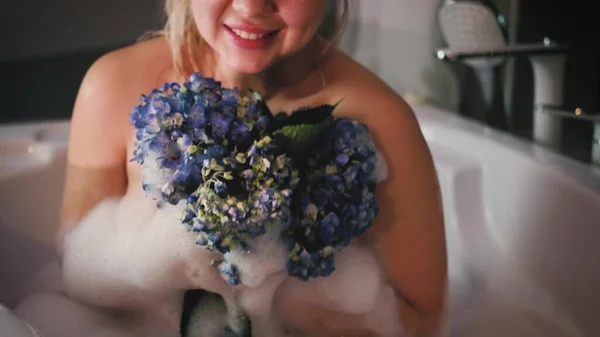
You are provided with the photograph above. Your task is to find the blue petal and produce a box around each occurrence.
[230,121,250,144]
[343,165,359,183]
[335,153,349,166]
[210,111,234,138]
[206,144,227,159]
[256,115,270,132]
[187,103,207,128]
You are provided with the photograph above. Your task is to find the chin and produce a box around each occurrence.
[226,55,274,75]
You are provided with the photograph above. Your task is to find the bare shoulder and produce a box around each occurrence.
[69,36,173,167]
[323,48,428,159]
[323,48,418,128]
[82,36,172,86]
[77,36,172,102]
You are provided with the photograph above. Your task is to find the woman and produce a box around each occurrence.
[54,0,447,336]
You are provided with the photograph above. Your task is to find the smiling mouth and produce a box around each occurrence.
[226,26,279,40]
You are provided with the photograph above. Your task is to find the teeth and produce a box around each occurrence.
[232,29,266,40]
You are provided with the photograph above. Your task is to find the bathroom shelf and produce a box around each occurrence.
[536,104,600,123]
[435,43,569,61]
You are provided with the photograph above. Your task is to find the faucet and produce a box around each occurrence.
[435,38,570,149]
[434,1,572,151]
[535,104,600,166]
[435,0,509,129]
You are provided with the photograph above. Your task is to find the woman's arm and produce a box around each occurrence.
[56,52,131,255]
[362,96,447,336]
[272,97,447,337]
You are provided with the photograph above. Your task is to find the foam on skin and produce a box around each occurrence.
[39,143,402,336]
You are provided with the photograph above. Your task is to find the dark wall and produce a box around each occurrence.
[449,0,597,163]
[510,0,598,161]
[0,0,164,124]
[0,0,344,124]
[0,0,164,62]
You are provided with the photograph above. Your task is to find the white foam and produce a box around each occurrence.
[315,284,404,337]
[375,148,389,182]
[357,285,404,336]
[15,291,181,337]
[63,198,174,305]
[222,244,392,336]
[139,149,171,200]
[54,173,400,336]
[237,273,288,336]
[224,228,288,288]
[273,245,382,316]
[58,189,237,336]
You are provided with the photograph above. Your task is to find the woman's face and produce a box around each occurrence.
[190,0,327,74]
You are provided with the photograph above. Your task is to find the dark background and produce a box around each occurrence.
[448,0,598,162]
[0,0,165,123]
[0,0,597,163]
[510,0,598,162]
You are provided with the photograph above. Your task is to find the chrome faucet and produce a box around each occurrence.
[435,38,570,149]
[435,0,509,129]
[434,1,574,154]
[536,104,600,166]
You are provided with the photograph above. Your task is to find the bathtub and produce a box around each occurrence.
[1,104,599,336]
[0,120,69,310]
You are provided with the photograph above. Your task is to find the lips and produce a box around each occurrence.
[224,24,280,50]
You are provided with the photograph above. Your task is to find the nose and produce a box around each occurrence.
[232,0,274,17]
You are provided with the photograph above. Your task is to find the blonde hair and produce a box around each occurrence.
[140,0,350,80]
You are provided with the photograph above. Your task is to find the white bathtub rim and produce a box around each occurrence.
[3,111,600,195]
[411,103,600,197]
[0,120,69,180]
[2,111,599,201]
[0,119,70,141]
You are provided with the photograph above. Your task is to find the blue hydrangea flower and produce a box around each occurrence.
[217,259,241,286]
[130,72,380,285]
[286,244,336,281]
[285,118,379,280]
[182,135,299,256]
[130,72,274,205]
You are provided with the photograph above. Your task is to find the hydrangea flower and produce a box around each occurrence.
[285,118,380,280]
[216,259,241,286]
[130,73,381,285]
[182,135,300,254]
[130,72,272,204]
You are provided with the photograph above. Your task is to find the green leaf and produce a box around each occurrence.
[267,99,343,133]
[273,117,332,160]
[285,103,337,126]
[269,99,344,163]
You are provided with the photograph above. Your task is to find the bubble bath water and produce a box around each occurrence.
[28,73,408,336]
[45,147,404,337]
